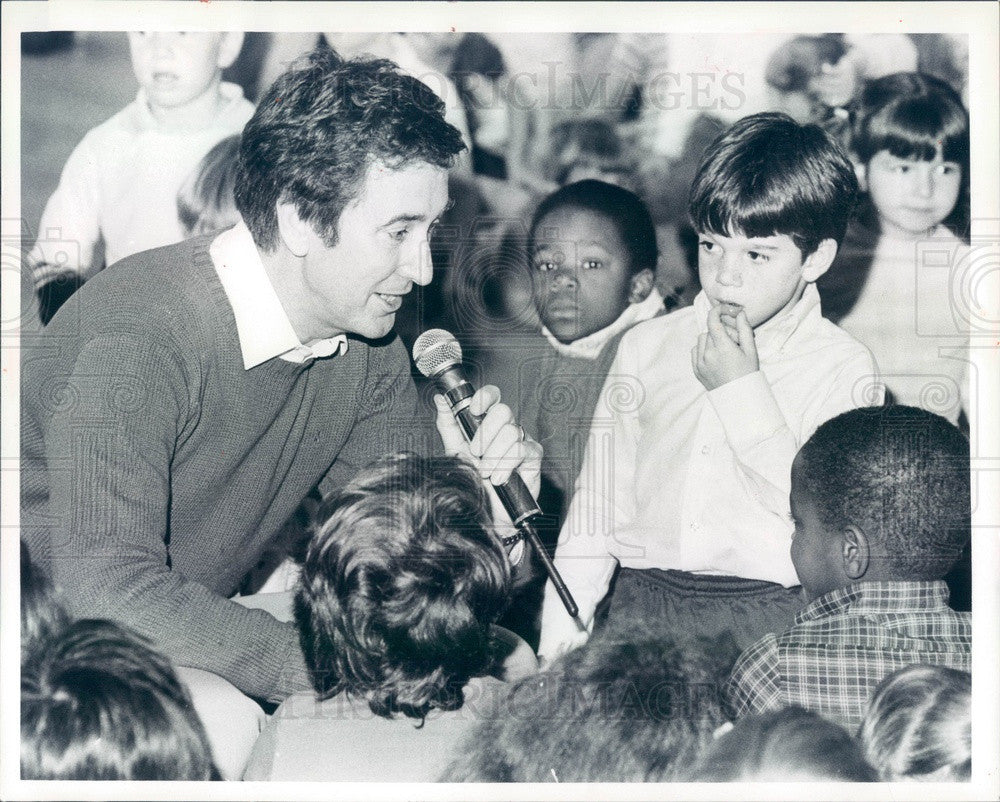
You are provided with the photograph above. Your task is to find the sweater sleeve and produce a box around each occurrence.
[43,333,310,702]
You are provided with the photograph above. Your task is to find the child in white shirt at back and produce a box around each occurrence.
[31,31,252,322]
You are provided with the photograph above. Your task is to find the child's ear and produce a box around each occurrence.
[801,238,838,282]
[842,525,870,580]
[276,201,312,258]
[627,269,655,304]
[217,32,245,71]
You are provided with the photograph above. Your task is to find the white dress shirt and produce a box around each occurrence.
[539,284,882,653]
[209,220,346,369]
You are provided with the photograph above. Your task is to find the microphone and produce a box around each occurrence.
[413,329,579,618]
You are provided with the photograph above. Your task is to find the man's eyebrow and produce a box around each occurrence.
[380,199,454,228]
[380,214,426,228]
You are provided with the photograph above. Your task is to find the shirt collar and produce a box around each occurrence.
[693,283,822,356]
[541,288,665,360]
[209,220,347,370]
[795,580,951,624]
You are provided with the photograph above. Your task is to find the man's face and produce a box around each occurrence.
[789,455,845,602]
[696,230,810,328]
[127,32,229,111]
[298,161,450,340]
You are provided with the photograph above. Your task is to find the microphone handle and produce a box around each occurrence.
[443,374,579,618]
[519,519,580,619]
[453,403,540,525]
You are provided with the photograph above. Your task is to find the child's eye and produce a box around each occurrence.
[893,162,912,174]
[747,251,769,263]
[699,240,716,253]
[939,163,961,176]
[581,260,603,270]
[389,228,410,243]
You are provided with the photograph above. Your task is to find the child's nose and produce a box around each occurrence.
[550,269,577,291]
[716,256,742,287]
[145,32,176,59]
[914,165,935,199]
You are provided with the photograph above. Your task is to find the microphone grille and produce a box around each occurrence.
[412,329,463,378]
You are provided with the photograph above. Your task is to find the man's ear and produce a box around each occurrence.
[217,32,245,71]
[842,525,870,581]
[628,269,655,304]
[275,201,312,258]
[801,238,838,283]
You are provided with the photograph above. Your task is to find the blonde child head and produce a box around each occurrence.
[127,32,243,124]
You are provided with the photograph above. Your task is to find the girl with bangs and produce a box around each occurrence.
[819,72,971,428]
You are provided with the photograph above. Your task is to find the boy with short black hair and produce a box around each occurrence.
[726,405,972,729]
[539,112,882,662]
[31,31,250,322]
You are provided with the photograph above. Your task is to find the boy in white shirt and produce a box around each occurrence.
[539,112,883,662]
[31,31,251,322]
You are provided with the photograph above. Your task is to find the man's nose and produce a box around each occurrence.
[398,236,434,287]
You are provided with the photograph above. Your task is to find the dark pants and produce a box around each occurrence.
[601,568,806,657]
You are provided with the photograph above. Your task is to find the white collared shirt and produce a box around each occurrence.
[31,82,254,284]
[541,284,882,642]
[209,221,347,369]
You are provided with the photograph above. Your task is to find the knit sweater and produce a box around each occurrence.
[21,235,424,701]
[516,318,666,518]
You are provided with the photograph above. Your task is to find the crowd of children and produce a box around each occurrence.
[19,28,979,787]
[22,400,973,783]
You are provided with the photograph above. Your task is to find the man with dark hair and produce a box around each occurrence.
[726,405,972,729]
[21,49,539,753]
[244,453,536,781]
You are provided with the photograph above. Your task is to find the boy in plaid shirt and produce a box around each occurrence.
[726,405,972,729]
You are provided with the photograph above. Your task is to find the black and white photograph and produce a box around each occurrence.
[2,2,998,800]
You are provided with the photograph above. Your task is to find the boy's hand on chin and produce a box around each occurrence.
[692,306,760,390]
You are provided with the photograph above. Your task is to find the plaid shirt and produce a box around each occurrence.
[725,581,972,730]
